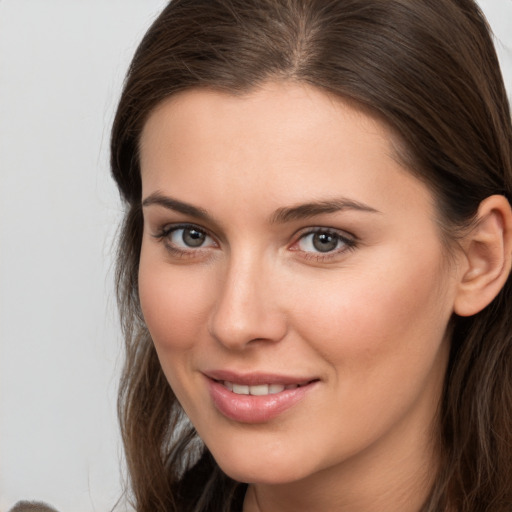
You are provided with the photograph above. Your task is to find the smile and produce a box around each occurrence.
[206,373,318,423]
[221,381,307,395]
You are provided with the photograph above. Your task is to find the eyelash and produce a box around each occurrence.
[291,228,358,262]
[153,223,217,259]
[153,223,358,262]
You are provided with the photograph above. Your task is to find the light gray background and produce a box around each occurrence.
[0,1,510,511]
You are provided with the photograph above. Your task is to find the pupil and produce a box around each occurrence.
[183,228,205,247]
[312,232,338,252]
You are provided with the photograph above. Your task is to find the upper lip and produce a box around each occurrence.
[203,369,318,386]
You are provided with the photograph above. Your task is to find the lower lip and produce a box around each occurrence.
[207,378,316,423]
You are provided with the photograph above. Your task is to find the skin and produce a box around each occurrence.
[138,82,465,512]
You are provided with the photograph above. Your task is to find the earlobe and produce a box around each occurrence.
[454,195,512,317]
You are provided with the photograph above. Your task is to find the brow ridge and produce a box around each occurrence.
[142,192,210,220]
[270,198,379,224]
[142,193,379,225]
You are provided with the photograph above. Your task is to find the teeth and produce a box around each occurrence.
[223,382,289,395]
[249,384,270,396]
[232,384,249,394]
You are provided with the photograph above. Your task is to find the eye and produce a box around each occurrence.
[294,229,356,255]
[169,226,213,248]
[155,224,217,254]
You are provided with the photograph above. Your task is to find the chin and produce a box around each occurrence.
[211,449,313,485]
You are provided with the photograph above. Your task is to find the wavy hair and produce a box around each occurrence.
[110,1,512,510]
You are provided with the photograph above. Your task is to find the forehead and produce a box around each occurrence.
[139,82,434,222]
[140,83,394,155]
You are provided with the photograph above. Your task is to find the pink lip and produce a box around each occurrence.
[205,369,314,386]
[204,371,318,423]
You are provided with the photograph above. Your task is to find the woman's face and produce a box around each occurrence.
[138,83,459,490]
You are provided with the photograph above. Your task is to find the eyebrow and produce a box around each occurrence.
[270,198,380,224]
[142,192,210,220]
[141,192,380,224]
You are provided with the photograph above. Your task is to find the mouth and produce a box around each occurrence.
[204,371,319,423]
[217,380,312,396]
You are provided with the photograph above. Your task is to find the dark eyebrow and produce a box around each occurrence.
[142,192,379,225]
[142,192,210,220]
[270,198,380,224]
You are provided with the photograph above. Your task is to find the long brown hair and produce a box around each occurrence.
[110,1,512,510]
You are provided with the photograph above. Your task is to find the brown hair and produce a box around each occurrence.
[110,1,512,510]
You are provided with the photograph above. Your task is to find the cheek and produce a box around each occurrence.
[290,247,453,373]
[138,253,218,410]
[138,252,212,352]
[283,250,453,452]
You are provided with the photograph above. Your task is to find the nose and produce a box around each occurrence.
[207,252,288,350]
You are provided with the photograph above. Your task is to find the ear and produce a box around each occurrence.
[454,195,512,317]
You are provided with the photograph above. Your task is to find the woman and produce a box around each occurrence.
[111,0,512,510]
